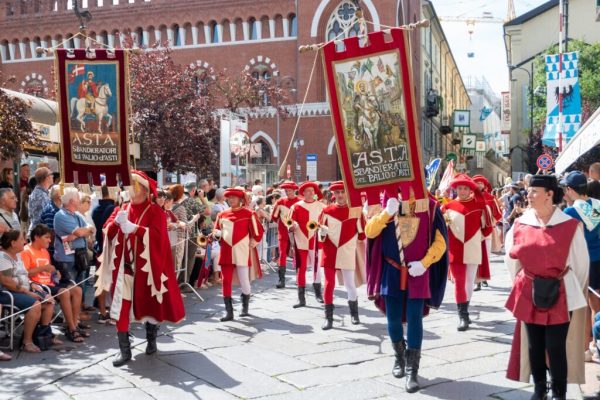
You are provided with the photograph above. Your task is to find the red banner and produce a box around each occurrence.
[322,29,427,207]
[54,49,131,186]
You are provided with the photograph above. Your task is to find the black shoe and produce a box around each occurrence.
[112,331,132,367]
[391,340,406,378]
[405,348,421,393]
[321,304,334,330]
[145,322,159,355]
[240,293,250,317]
[474,283,482,291]
[348,299,360,325]
[293,287,306,308]
[220,297,234,322]
[313,282,324,303]
[550,380,566,400]
[481,280,488,287]
[530,380,548,400]
[275,267,286,289]
[457,302,470,331]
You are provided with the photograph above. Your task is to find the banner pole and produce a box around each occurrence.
[557,0,564,153]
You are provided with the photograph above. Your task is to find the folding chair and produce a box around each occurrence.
[0,290,25,351]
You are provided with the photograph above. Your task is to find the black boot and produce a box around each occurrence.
[391,340,406,378]
[112,332,132,367]
[465,301,472,323]
[240,293,250,317]
[530,380,548,400]
[550,380,566,400]
[293,287,306,308]
[321,304,334,330]
[145,322,159,355]
[313,282,324,303]
[474,282,482,291]
[405,348,421,393]
[220,297,234,322]
[457,303,470,331]
[275,267,286,289]
[348,300,360,325]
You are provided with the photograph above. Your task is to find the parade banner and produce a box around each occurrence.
[322,28,427,207]
[501,91,511,134]
[54,49,131,186]
[542,51,581,148]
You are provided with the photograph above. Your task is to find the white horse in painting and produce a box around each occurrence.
[70,83,113,133]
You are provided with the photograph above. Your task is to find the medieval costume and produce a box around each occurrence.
[214,188,264,322]
[472,175,503,290]
[505,175,589,400]
[288,181,326,307]
[270,181,300,288]
[96,170,185,367]
[442,174,490,331]
[318,181,367,330]
[365,194,448,393]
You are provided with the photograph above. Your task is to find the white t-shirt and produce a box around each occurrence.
[0,251,30,289]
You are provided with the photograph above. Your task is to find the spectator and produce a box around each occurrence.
[169,184,188,273]
[198,179,211,208]
[0,188,21,236]
[155,190,166,208]
[561,171,600,363]
[22,225,85,342]
[181,182,203,281]
[18,164,30,190]
[53,188,94,287]
[0,230,59,352]
[19,178,34,232]
[77,193,96,311]
[255,197,270,223]
[588,180,600,200]
[0,168,14,189]
[164,192,184,268]
[40,185,62,257]
[251,184,264,209]
[589,162,600,181]
[211,188,228,221]
[27,167,54,234]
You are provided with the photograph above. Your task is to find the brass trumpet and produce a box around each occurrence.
[197,234,209,246]
[306,220,319,232]
[284,217,294,228]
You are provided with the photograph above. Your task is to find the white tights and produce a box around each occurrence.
[236,265,251,295]
[342,269,358,301]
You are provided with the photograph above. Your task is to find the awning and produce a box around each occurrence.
[555,105,600,174]
[1,88,58,126]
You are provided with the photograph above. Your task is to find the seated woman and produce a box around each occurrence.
[0,230,60,352]
[22,224,86,343]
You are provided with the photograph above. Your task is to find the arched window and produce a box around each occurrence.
[172,24,181,46]
[210,21,220,43]
[289,13,298,37]
[256,140,273,165]
[135,27,144,46]
[249,17,258,40]
[326,1,361,43]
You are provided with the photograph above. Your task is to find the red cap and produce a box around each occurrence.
[472,175,492,192]
[298,181,321,197]
[280,180,298,190]
[224,187,246,202]
[328,181,345,192]
[450,174,478,191]
[131,169,158,198]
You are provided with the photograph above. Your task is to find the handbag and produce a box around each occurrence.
[32,324,53,351]
[526,266,570,310]
[71,213,90,273]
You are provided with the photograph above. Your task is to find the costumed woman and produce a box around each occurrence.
[317,181,366,330]
[270,181,300,289]
[505,175,588,400]
[365,190,448,393]
[213,187,264,322]
[96,170,185,367]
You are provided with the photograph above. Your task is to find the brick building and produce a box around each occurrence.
[1,0,422,185]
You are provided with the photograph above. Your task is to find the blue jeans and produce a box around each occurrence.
[384,292,425,349]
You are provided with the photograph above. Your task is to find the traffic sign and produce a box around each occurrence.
[536,154,554,171]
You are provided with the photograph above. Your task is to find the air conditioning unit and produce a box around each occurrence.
[440,115,452,134]
[452,130,461,146]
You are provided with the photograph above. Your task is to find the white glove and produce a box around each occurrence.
[408,261,427,277]
[120,220,138,235]
[288,222,298,232]
[249,239,258,248]
[318,226,329,238]
[385,198,400,216]
[115,210,129,226]
[212,229,222,239]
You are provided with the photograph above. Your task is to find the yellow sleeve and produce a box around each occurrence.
[420,230,447,268]
[365,211,393,239]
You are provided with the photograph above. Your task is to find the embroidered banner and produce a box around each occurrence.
[322,29,427,207]
[542,51,581,148]
[54,49,131,186]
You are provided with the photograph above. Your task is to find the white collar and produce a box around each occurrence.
[518,207,572,227]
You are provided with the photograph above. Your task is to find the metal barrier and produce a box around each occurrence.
[259,221,279,272]
[174,229,204,302]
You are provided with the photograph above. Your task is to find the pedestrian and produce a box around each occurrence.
[505,174,589,400]
[213,187,264,322]
[287,181,326,307]
[270,181,300,288]
[96,170,185,367]
[0,167,14,189]
[0,188,21,236]
[365,190,448,393]
[589,162,600,181]
[27,167,54,234]
[181,182,204,283]
[318,181,366,330]
[561,171,600,363]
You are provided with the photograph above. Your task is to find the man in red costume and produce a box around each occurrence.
[288,181,326,307]
[96,170,185,367]
[472,175,502,291]
[318,181,366,330]
[213,187,264,322]
[442,174,490,331]
[270,181,300,289]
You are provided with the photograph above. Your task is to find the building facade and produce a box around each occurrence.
[1,0,431,185]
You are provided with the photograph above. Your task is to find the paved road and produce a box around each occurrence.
[2,254,598,399]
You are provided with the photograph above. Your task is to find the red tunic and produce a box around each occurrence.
[271,196,300,242]
[318,205,366,270]
[289,200,326,251]
[215,207,264,267]
[98,200,185,324]
[505,219,578,325]
[481,192,502,237]
[442,197,486,265]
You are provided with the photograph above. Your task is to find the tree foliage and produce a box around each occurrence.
[0,73,44,161]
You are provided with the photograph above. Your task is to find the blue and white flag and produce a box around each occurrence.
[542,51,581,147]
[479,107,492,121]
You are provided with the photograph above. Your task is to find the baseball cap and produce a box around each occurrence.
[559,171,587,189]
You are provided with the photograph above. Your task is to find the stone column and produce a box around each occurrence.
[74,37,81,48]
[255,20,262,40]
[204,24,211,44]
[242,21,249,41]
[0,45,7,62]
[283,18,289,37]
[167,28,174,45]
[8,42,16,60]
[108,33,115,48]
[179,26,186,46]
[41,39,49,57]
[269,19,275,38]
[229,23,236,42]
[154,29,161,44]
[216,24,223,43]
[191,26,198,45]
[29,41,37,58]
[19,41,26,59]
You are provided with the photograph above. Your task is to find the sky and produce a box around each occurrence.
[432,0,551,96]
